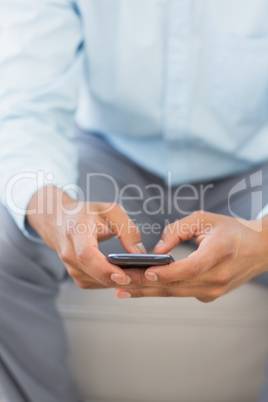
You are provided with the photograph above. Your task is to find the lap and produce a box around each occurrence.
[2,129,268,275]
[76,128,167,252]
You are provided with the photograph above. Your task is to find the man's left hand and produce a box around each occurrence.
[115,211,268,302]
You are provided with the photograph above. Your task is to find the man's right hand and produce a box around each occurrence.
[27,186,146,289]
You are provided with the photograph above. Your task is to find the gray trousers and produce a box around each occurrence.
[0,129,268,402]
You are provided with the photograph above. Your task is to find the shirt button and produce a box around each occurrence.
[180,107,187,115]
[174,40,182,49]
[174,151,181,158]
[172,108,180,118]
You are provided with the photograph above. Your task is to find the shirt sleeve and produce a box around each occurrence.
[0,0,83,242]
[257,204,268,219]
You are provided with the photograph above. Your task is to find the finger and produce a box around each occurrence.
[153,211,216,254]
[99,203,147,254]
[146,233,233,283]
[70,232,132,286]
[120,268,195,288]
[64,262,107,289]
[115,284,225,300]
[72,278,109,290]
[118,264,229,289]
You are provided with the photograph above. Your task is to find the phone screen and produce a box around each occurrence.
[107,253,174,268]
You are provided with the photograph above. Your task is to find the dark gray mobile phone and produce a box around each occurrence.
[107,253,174,268]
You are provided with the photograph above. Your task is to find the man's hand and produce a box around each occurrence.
[115,211,268,302]
[27,186,146,289]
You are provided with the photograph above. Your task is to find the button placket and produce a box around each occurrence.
[163,0,192,182]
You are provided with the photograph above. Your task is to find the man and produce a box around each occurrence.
[0,1,268,401]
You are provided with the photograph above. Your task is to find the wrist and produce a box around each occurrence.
[239,217,268,275]
[257,216,268,273]
[26,186,76,248]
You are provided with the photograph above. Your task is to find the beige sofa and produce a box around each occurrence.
[57,244,268,402]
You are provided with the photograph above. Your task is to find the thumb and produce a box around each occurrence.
[153,211,215,253]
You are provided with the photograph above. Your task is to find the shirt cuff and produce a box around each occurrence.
[256,204,268,220]
[4,170,78,243]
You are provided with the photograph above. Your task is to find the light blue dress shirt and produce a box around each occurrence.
[1,0,268,238]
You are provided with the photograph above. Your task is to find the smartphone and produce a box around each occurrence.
[107,253,174,269]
